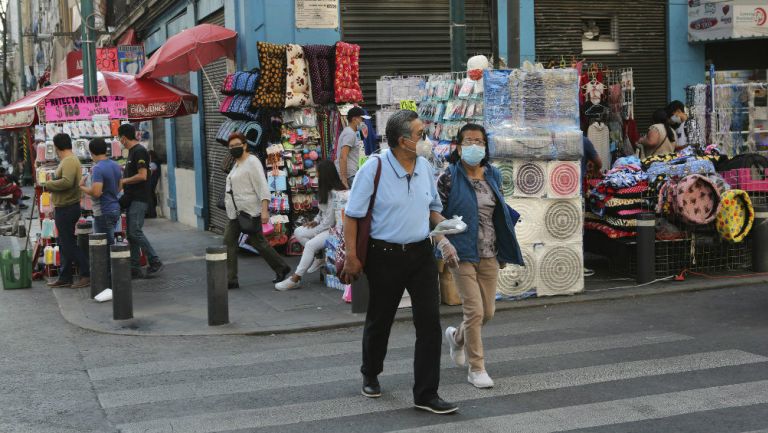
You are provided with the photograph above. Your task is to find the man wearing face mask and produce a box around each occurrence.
[437,123,523,389]
[341,110,458,414]
[666,100,689,149]
[45,133,90,288]
[336,107,370,188]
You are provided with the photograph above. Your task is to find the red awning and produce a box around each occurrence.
[0,71,198,129]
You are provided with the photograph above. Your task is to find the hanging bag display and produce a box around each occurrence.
[227,190,261,235]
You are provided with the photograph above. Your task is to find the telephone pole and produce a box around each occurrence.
[81,0,97,96]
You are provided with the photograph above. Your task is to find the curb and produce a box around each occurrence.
[52,275,768,337]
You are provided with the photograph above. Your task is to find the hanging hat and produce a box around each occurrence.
[716,189,754,243]
[671,174,722,225]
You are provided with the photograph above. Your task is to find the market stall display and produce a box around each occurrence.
[484,63,585,298]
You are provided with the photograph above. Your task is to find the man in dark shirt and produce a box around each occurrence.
[118,124,163,278]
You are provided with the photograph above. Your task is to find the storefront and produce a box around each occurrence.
[533,0,668,131]
[340,0,495,112]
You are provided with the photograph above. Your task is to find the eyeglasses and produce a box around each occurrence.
[404,131,428,142]
[462,139,486,146]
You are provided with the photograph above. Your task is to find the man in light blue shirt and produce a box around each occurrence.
[341,110,459,415]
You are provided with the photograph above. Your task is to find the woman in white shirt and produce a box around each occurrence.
[275,160,347,291]
[224,132,289,289]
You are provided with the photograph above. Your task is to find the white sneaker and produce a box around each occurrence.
[444,327,466,367]
[275,277,302,291]
[468,370,494,388]
[307,258,325,274]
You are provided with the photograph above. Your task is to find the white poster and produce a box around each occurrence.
[295,0,339,29]
[689,0,768,41]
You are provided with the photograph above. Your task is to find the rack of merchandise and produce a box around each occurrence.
[33,112,127,278]
[483,63,585,300]
[213,41,365,295]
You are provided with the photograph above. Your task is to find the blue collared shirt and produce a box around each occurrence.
[345,149,442,244]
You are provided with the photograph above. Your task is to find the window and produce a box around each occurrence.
[581,16,619,55]
[171,73,195,169]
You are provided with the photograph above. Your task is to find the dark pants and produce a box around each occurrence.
[54,203,89,282]
[361,238,442,403]
[127,200,159,270]
[94,210,121,279]
[223,218,288,284]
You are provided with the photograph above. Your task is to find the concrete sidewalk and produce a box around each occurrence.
[39,219,768,336]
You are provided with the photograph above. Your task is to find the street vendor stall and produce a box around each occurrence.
[0,71,198,282]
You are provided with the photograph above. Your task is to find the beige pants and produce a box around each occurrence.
[450,258,499,372]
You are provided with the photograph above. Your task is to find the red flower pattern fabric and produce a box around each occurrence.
[334,42,363,103]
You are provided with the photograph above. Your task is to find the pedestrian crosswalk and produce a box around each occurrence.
[85,315,768,433]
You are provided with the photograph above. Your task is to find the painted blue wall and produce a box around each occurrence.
[226,0,340,70]
[668,0,705,102]
[519,0,535,65]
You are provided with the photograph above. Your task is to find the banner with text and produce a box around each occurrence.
[44,96,128,122]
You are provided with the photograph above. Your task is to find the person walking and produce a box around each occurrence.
[45,133,90,289]
[223,132,290,289]
[341,109,458,415]
[80,138,122,276]
[118,124,163,278]
[335,106,369,188]
[275,160,346,291]
[437,124,523,389]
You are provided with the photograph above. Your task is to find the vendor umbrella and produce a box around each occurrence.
[137,23,237,101]
[0,71,198,129]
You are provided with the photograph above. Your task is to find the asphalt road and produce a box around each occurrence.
[2,282,768,433]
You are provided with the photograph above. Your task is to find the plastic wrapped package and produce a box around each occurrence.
[552,129,584,160]
[490,127,554,159]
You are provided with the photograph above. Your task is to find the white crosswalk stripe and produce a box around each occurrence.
[96,330,688,408]
[84,319,768,433]
[385,380,768,433]
[88,315,618,381]
[113,350,766,433]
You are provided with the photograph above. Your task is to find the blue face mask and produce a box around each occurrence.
[460,144,485,166]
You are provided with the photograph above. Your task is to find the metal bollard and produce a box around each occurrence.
[206,246,229,326]
[753,206,768,272]
[77,232,90,264]
[636,212,656,284]
[89,233,109,299]
[110,244,133,320]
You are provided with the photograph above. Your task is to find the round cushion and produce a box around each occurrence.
[716,189,754,243]
[672,174,722,225]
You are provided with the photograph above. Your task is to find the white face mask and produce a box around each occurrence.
[403,136,433,158]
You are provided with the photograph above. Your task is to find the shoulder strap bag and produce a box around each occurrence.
[336,157,382,275]
[228,188,262,235]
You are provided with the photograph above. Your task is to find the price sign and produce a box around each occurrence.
[44,96,128,122]
[399,100,418,111]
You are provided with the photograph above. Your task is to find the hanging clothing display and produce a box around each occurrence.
[588,121,610,173]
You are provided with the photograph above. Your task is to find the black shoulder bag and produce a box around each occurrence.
[227,189,262,235]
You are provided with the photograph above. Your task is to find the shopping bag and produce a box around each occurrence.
[438,261,462,306]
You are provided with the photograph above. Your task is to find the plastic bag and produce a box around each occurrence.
[430,216,468,237]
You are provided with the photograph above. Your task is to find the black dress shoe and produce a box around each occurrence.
[272,266,291,284]
[414,397,458,414]
[361,376,381,398]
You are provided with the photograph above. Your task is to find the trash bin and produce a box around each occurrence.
[1,250,32,289]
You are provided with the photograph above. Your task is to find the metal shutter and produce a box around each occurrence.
[534,0,667,131]
[202,10,230,234]
[172,72,195,168]
[341,0,493,112]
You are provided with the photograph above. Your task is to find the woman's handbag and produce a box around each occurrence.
[228,190,261,235]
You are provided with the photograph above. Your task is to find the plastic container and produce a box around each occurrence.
[1,250,32,289]
[44,246,54,265]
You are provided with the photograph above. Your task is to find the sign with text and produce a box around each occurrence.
[399,100,418,111]
[66,48,119,78]
[689,0,768,41]
[117,45,146,75]
[295,0,339,28]
[44,96,128,122]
